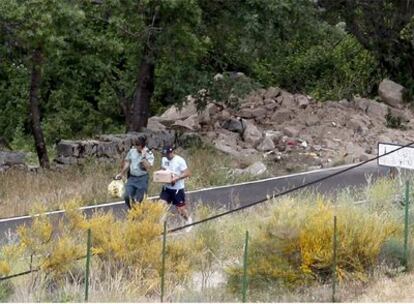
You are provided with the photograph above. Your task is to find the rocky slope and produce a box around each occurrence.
[2,79,413,177]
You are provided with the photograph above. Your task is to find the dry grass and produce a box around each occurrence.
[0,147,256,218]
[355,273,414,302]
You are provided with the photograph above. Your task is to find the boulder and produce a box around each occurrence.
[160,100,197,121]
[257,136,275,152]
[177,132,203,148]
[242,120,262,146]
[282,126,300,138]
[172,114,200,131]
[222,118,244,134]
[264,130,283,144]
[147,117,167,132]
[238,107,267,119]
[233,161,267,176]
[378,79,405,109]
[271,109,292,123]
[264,87,281,100]
[295,94,310,109]
[0,151,26,166]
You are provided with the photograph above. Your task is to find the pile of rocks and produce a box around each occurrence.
[147,78,414,175]
[4,78,412,177]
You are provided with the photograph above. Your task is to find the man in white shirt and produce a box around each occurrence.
[116,136,154,209]
[159,145,192,229]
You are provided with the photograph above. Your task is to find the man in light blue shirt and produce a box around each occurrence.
[116,136,154,209]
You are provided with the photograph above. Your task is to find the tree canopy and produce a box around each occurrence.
[0,0,412,165]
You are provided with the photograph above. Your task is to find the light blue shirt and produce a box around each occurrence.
[126,147,154,177]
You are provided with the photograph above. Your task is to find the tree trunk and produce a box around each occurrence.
[129,57,155,132]
[128,7,160,132]
[29,48,50,169]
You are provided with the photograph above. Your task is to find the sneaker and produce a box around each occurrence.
[185,216,193,232]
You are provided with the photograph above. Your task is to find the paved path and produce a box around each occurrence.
[0,161,389,241]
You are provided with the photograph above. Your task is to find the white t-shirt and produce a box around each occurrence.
[161,155,188,190]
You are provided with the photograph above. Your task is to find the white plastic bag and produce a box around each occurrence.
[107,179,125,198]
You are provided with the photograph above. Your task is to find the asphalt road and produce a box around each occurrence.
[0,161,389,241]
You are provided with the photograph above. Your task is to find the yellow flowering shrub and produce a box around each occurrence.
[228,197,400,289]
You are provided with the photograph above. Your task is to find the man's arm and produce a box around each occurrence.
[140,149,154,171]
[116,160,130,179]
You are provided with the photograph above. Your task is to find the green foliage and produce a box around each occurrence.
[0,0,400,148]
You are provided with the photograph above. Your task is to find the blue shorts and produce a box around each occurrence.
[160,187,186,207]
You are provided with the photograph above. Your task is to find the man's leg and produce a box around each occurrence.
[133,175,149,203]
[173,189,192,231]
[124,178,137,209]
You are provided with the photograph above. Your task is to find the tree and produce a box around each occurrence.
[100,0,204,131]
[318,0,414,94]
[0,0,85,168]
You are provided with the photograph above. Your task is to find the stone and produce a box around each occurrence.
[264,130,283,143]
[177,132,203,148]
[0,151,26,166]
[160,100,197,121]
[238,107,267,119]
[233,161,267,176]
[264,87,281,100]
[295,94,310,109]
[222,118,244,134]
[242,120,262,146]
[257,136,275,152]
[282,126,300,137]
[378,79,405,109]
[171,114,200,131]
[271,109,292,123]
[147,117,167,132]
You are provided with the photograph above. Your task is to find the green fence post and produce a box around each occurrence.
[160,221,167,303]
[404,180,410,271]
[332,215,337,303]
[85,228,92,302]
[242,230,249,303]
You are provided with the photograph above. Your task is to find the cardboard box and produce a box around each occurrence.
[153,170,174,183]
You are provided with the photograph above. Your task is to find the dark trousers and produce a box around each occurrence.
[124,174,149,209]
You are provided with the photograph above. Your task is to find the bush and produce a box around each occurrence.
[227,197,400,290]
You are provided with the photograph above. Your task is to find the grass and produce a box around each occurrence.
[0,146,259,218]
[3,145,414,301]
[0,174,413,302]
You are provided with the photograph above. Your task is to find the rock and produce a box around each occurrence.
[305,114,320,127]
[388,108,411,123]
[280,91,296,108]
[271,109,292,123]
[177,132,203,148]
[264,130,283,144]
[0,151,26,166]
[172,114,200,131]
[222,118,244,134]
[147,117,167,132]
[238,107,267,119]
[347,118,368,134]
[242,120,262,146]
[57,140,81,157]
[234,161,267,176]
[367,101,388,119]
[214,142,241,158]
[282,126,300,137]
[160,100,197,121]
[257,136,275,152]
[198,103,219,125]
[213,73,223,81]
[378,79,405,109]
[264,87,281,100]
[295,94,310,109]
